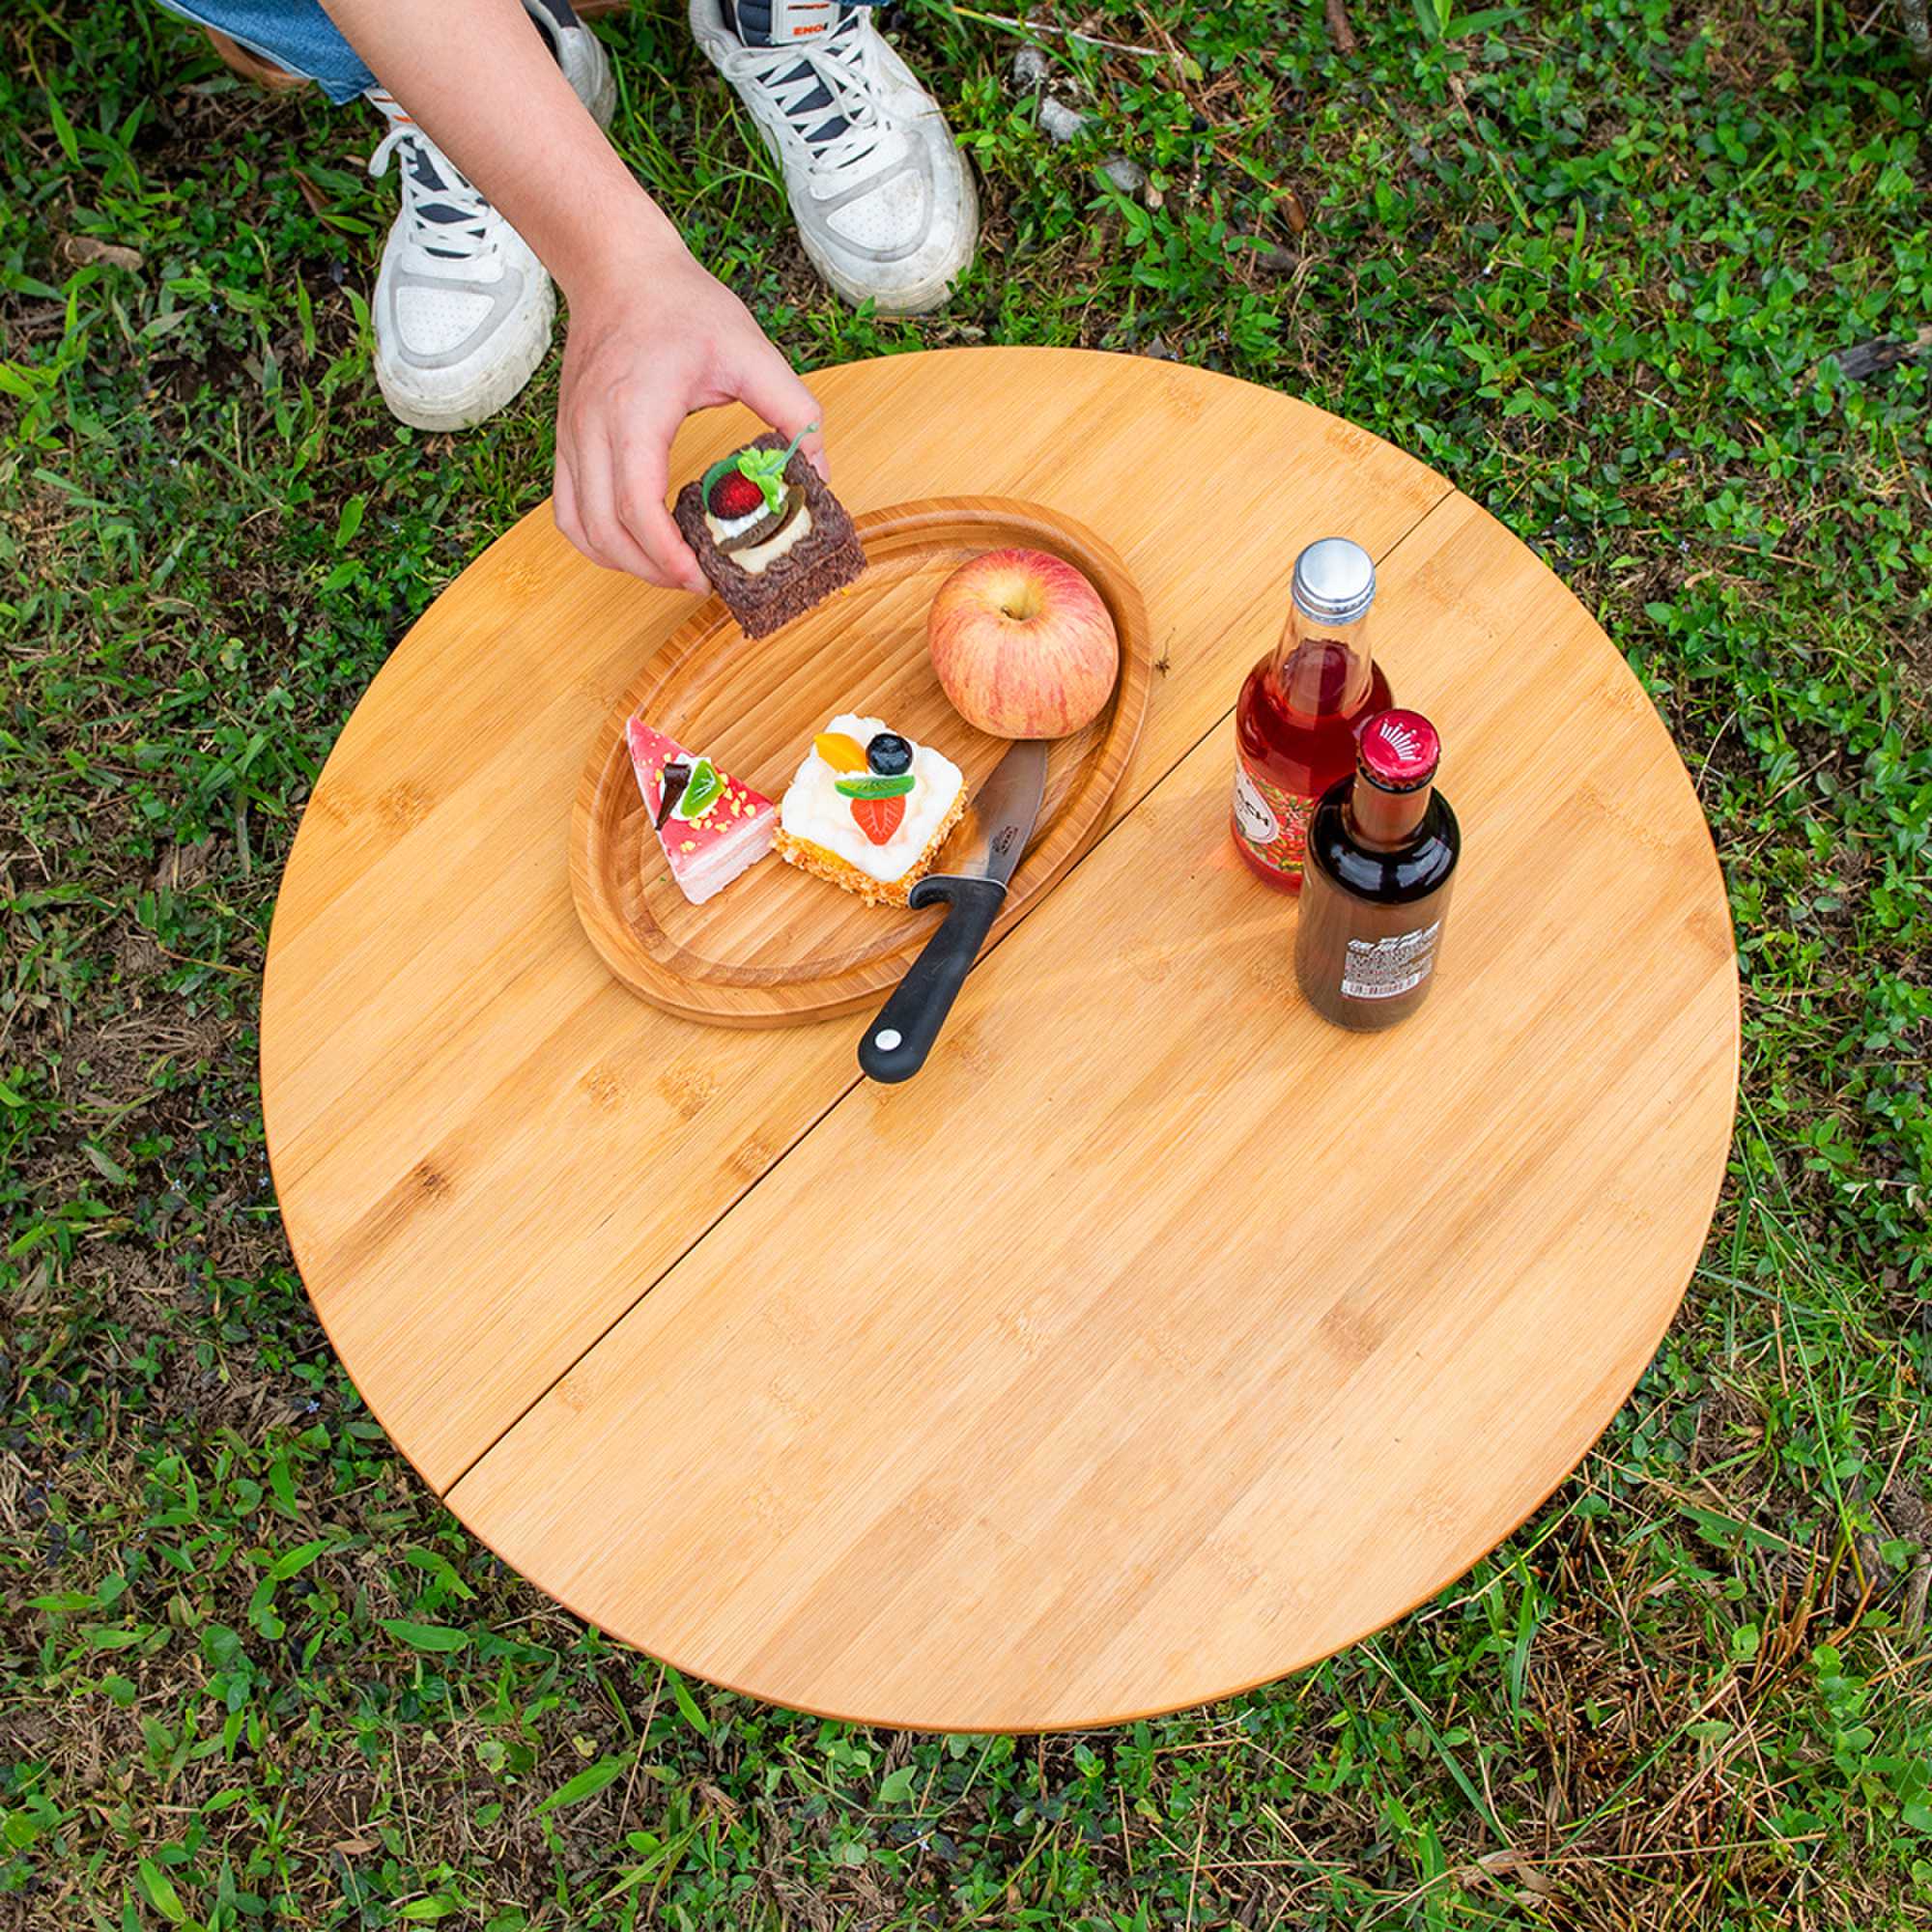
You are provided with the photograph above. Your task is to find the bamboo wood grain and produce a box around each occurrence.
[264,350,1736,1730]
[572,497,1151,1025]
[443,488,1740,1731]
[261,348,1447,1493]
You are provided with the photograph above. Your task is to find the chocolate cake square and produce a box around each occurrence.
[673,432,867,639]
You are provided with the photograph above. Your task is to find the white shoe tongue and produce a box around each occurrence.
[402,143,487,258]
[773,63,852,148]
[734,0,865,45]
[751,7,880,155]
[407,146,471,226]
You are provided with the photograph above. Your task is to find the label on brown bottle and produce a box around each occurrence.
[1339,921,1441,1001]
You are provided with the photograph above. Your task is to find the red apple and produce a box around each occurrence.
[927,548,1120,739]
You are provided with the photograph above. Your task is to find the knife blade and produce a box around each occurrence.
[945,738,1048,890]
[857,740,1049,1084]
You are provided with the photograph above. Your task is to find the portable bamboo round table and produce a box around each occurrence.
[261,347,1739,1733]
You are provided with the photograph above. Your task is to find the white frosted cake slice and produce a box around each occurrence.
[775,715,967,908]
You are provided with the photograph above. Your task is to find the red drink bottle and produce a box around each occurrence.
[1230,537,1392,892]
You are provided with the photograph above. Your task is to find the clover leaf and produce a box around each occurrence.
[733,424,816,515]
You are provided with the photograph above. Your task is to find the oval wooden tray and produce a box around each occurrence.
[571,497,1152,1027]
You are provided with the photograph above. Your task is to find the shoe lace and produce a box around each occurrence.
[367,104,503,264]
[718,13,895,176]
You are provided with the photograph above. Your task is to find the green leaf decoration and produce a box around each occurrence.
[673,757,724,820]
[835,772,916,799]
[730,422,817,515]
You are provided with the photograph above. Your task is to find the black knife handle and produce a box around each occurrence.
[858,874,1007,1084]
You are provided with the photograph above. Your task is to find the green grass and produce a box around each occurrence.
[3,0,1930,1925]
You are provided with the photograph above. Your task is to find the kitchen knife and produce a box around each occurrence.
[858,739,1049,1085]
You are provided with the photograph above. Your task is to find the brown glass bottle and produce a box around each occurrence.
[1295,709,1459,1031]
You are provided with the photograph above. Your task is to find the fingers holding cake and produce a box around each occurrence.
[573,453,698,592]
[552,252,813,590]
[610,410,708,594]
[554,367,708,588]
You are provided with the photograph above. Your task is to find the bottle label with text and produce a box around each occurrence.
[1340,922,1442,1001]
[1231,761,1310,879]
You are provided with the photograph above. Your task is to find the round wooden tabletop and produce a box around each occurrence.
[261,347,1739,1733]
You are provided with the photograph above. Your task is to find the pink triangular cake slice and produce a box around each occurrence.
[626,720,777,905]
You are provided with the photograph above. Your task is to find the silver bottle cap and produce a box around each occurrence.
[1291,537,1376,626]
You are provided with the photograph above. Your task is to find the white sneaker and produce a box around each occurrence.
[362,6,612,432]
[689,0,978,315]
[524,0,618,128]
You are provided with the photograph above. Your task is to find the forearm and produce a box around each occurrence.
[317,0,684,301]
[323,0,820,585]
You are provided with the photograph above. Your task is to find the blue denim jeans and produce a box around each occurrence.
[154,0,874,103]
[154,0,376,101]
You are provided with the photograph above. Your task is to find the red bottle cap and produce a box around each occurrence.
[1357,709,1440,792]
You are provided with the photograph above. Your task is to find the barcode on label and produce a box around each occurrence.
[1340,922,1440,1001]
[1343,967,1428,999]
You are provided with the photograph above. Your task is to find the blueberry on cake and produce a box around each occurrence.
[776,715,968,908]
[673,428,867,639]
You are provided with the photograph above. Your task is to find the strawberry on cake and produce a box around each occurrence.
[775,715,967,908]
[626,721,776,906]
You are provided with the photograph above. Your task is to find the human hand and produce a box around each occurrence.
[554,242,823,587]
